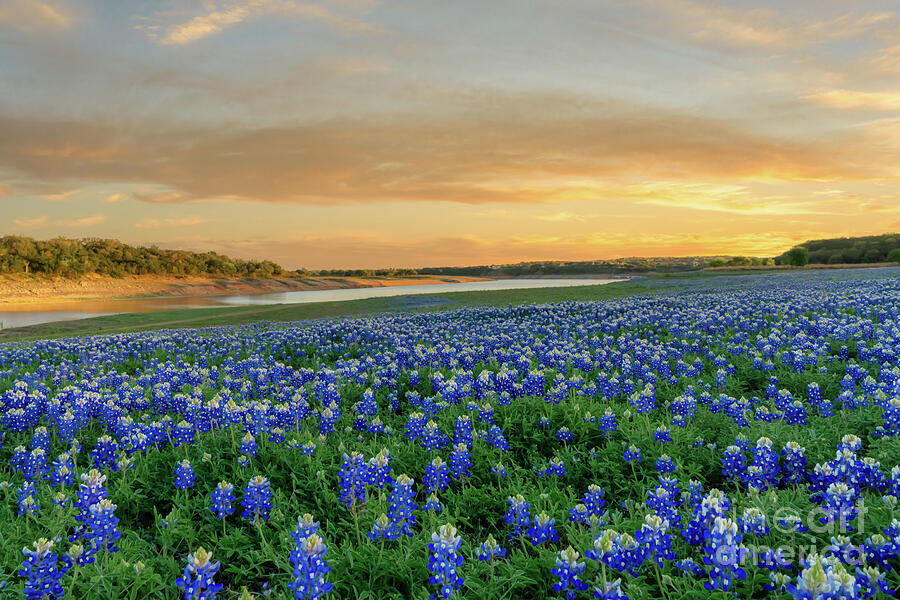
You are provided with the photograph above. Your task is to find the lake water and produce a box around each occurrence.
[0,278,622,329]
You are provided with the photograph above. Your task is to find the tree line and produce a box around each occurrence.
[0,236,286,278]
[774,234,900,266]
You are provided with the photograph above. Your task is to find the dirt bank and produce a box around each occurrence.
[0,274,489,306]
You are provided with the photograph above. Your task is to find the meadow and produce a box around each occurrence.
[1,268,899,599]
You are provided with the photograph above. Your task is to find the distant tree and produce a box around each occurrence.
[828,254,844,264]
[784,246,810,267]
[888,248,900,263]
[708,259,725,267]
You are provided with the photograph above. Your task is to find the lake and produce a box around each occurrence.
[0,278,622,329]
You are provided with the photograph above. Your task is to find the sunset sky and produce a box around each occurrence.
[1,0,899,269]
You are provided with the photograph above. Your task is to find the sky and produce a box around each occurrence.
[1,0,899,269]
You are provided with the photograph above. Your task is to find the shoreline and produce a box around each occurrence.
[0,274,491,307]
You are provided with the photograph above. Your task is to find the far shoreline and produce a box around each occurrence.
[0,274,494,307]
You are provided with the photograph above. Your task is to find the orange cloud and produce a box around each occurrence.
[68,214,106,227]
[13,215,48,228]
[0,0,72,33]
[807,89,900,111]
[153,0,376,45]
[0,94,887,209]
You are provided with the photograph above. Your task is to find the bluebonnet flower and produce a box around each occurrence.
[238,433,258,457]
[337,452,367,509]
[505,495,531,538]
[623,445,642,462]
[721,445,746,483]
[424,493,443,512]
[588,530,646,577]
[786,554,857,600]
[210,481,235,520]
[17,483,39,515]
[527,511,558,546]
[491,462,508,477]
[636,514,674,568]
[425,457,450,493]
[405,412,425,440]
[570,484,606,524]
[654,455,676,475]
[599,408,618,438]
[300,440,316,456]
[50,453,75,488]
[19,538,70,600]
[483,425,509,453]
[702,517,745,592]
[821,482,858,530]
[174,459,196,491]
[683,489,730,547]
[171,420,195,447]
[288,524,333,600]
[176,547,222,600]
[653,426,672,444]
[453,416,474,447]
[552,546,589,600]
[428,524,464,600]
[543,457,566,477]
[317,405,338,436]
[739,507,768,536]
[778,513,810,534]
[743,437,779,491]
[676,557,706,577]
[781,441,808,486]
[594,579,628,600]
[784,400,808,426]
[556,427,573,443]
[856,566,891,598]
[387,474,417,537]
[241,475,273,522]
[367,449,393,490]
[85,499,122,554]
[449,444,471,479]
[477,534,506,561]
[368,513,396,541]
[421,421,449,453]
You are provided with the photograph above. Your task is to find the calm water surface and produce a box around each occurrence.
[0,278,621,329]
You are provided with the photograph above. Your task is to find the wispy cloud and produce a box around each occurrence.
[69,214,107,227]
[152,0,375,45]
[650,0,894,50]
[12,215,48,228]
[0,0,72,33]
[44,189,79,201]
[104,193,124,203]
[135,216,210,229]
[806,89,900,111]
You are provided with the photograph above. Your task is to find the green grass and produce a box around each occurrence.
[0,281,657,342]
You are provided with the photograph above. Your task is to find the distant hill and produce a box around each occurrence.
[415,256,730,276]
[775,233,900,265]
[0,236,286,278]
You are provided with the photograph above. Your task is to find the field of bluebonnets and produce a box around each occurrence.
[2,268,900,600]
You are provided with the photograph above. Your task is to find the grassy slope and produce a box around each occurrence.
[0,281,657,342]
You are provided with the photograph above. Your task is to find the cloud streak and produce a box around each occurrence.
[152,0,375,45]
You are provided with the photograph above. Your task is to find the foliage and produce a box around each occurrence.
[775,233,900,265]
[783,247,810,267]
[0,236,286,278]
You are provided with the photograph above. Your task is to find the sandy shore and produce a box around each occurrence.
[0,274,490,306]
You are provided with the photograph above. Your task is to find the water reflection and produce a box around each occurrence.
[0,278,621,329]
